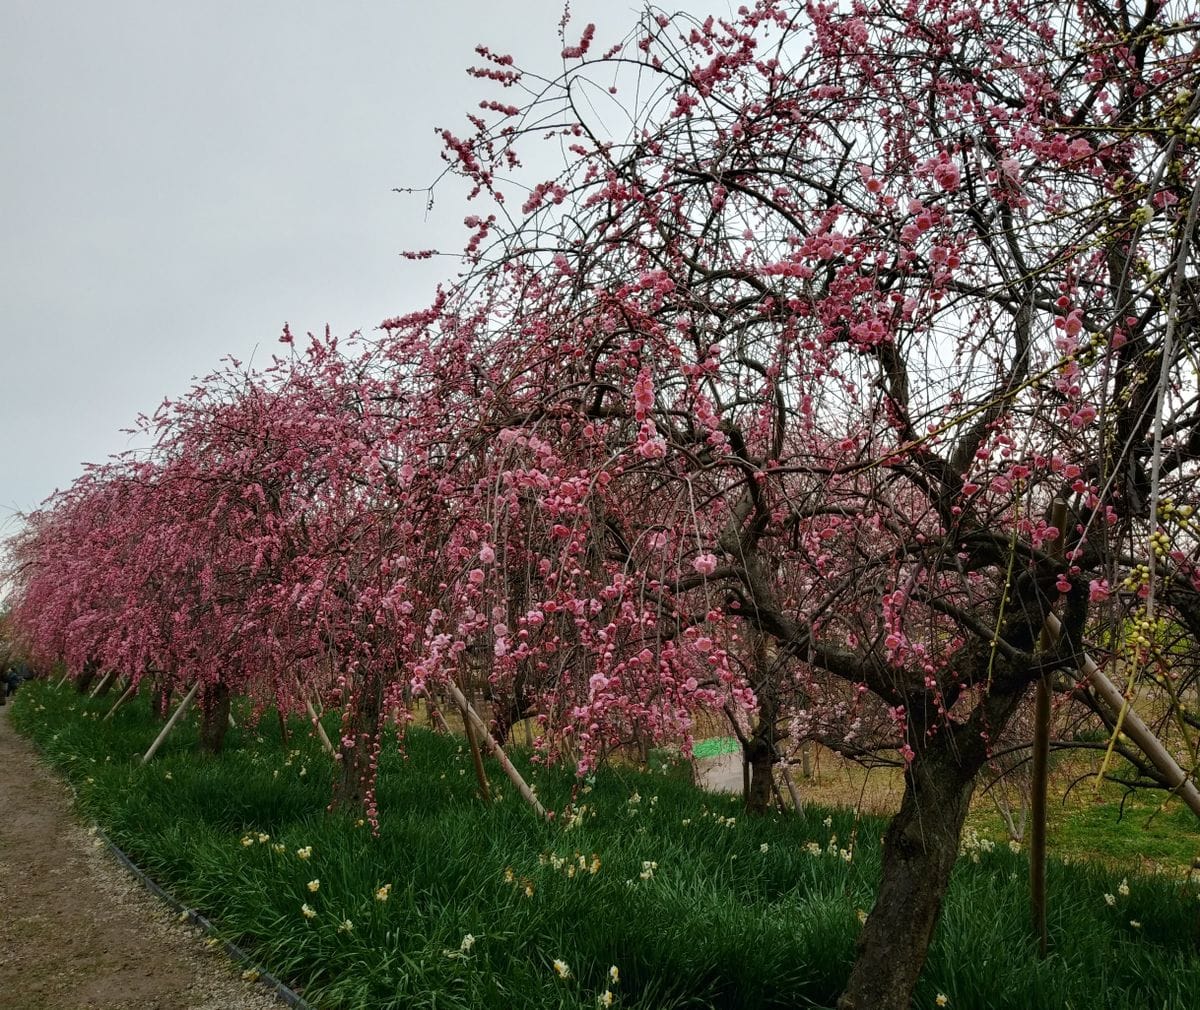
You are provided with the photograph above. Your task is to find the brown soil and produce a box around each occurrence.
[0,707,287,1010]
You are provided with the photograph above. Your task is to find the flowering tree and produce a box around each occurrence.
[8,335,439,780]
[393,1,1200,1005]
[7,1,1200,1005]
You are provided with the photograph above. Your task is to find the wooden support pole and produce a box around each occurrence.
[457,689,492,804]
[88,671,115,699]
[141,682,199,764]
[1030,672,1053,955]
[1031,498,1066,957]
[305,698,336,757]
[103,679,139,721]
[1045,612,1200,820]
[780,763,805,814]
[443,680,547,819]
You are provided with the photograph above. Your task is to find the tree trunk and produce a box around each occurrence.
[744,732,777,814]
[838,742,976,1009]
[744,634,781,815]
[331,671,384,811]
[198,682,232,755]
[838,685,1027,1010]
[75,661,100,695]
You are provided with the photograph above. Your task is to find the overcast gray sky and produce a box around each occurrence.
[0,0,720,528]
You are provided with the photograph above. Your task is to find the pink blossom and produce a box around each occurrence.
[933,159,961,191]
[632,369,655,420]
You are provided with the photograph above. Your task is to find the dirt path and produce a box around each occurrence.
[0,706,288,1010]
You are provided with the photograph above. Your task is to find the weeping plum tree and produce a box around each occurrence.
[7,1,1200,1006]
[6,334,466,791]
[387,1,1200,1006]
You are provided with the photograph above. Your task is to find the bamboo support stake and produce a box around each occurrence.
[443,679,547,819]
[141,682,199,764]
[103,679,139,720]
[1030,498,1066,957]
[457,691,492,804]
[305,698,336,757]
[88,671,115,699]
[780,763,805,814]
[1045,612,1200,820]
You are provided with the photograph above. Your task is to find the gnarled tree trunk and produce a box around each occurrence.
[744,724,778,815]
[75,659,100,695]
[332,670,384,811]
[838,687,1027,1010]
[744,634,783,815]
[198,681,232,755]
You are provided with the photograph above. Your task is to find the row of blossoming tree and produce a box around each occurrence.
[7,1,1200,1006]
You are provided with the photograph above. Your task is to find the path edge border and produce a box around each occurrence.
[94,824,318,1010]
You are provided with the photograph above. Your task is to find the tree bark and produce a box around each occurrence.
[744,634,782,815]
[838,738,977,1009]
[198,681,232,755]
[838,686,1026,1010]
[331,671,384,811]
[75,660,100,695]
[744,731,777,815]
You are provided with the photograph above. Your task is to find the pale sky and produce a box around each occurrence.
[0,0,720,528]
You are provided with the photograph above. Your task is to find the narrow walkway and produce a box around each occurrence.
[694,751,744,793]
[0,704,285,1010]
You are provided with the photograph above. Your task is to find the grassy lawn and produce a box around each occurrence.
[10,679,1200,1010]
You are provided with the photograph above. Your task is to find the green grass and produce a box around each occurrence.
[11,680,1200,1010]
[1051,790,1200,870]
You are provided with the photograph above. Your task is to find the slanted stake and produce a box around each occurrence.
[1045,612,1200,820]
[443,679,547,819]
[141,681,199,764]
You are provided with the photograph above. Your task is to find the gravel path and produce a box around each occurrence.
[0,705,290,1010]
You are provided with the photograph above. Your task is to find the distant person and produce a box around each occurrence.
[2,659,31,703]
